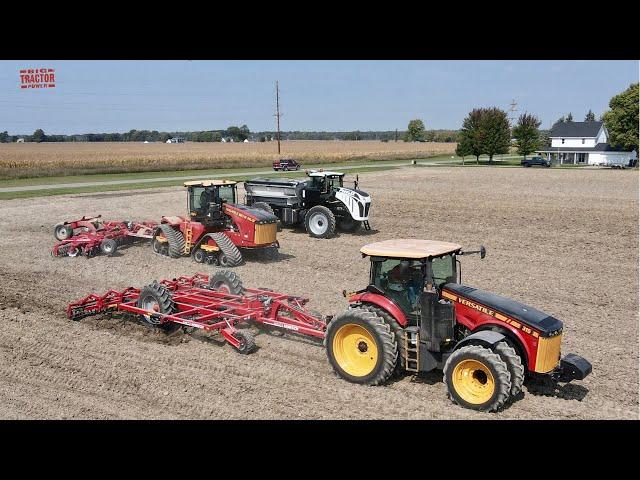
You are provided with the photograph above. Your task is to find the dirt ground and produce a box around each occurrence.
[0,166,637,419]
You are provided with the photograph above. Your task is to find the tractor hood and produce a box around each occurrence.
[443,283,564,337]
[223,203,279,224]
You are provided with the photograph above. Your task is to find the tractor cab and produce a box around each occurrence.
[307,171,344,194]
[184,180,238,227]
[360,239,486,350]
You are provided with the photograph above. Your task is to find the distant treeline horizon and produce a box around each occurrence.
[0,128,466,143]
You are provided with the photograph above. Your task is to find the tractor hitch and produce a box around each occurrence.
[551,353,592,382]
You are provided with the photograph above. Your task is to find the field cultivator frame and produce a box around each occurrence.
[52,216,157,258]
[67,273,327,351]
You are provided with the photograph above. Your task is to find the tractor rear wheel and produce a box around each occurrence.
[100,238,118,256]
[136,281,182,334]
[305,206,336,239]
[494,341,525,397]
[325,307,397,386]
[54,223,73,241]
[208,270,244,295]
[443,345,512,412]
[209,233,242,267]
[337,217,361,233]
[361,304,405,376]
[158,224,185,258]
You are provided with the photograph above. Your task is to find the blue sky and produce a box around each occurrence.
[0,60,637,135]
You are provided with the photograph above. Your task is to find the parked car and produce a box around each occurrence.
[522,156,551,168]
[273,158,301,171]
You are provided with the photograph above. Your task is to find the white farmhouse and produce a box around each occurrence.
[537,121,637,166]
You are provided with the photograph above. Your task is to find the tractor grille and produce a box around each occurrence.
[254,223,277,245]
[364,203,370,218]
[534,333,562,373]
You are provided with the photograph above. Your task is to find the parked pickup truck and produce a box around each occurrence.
[522,156,551,168]
[273,158,301,171]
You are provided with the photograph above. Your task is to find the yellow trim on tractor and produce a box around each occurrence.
[332,323,379,377]
[534,334,563,373]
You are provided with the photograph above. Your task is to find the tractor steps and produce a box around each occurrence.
[363,220,371,231]
[403,327,420,372]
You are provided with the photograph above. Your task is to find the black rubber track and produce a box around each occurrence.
[158,224,185,258]
[208,269,244,295]
[324,307,397,386]
[136,281,182,334]
[494,341,525,397]
[305,205,336,239]
[209,233,242,267]
[443,344,512,412]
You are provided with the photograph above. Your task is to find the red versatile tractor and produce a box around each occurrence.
[152,180,280,266]
[324,239,592,411]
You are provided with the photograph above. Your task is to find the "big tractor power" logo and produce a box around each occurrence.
[19,68,56,89]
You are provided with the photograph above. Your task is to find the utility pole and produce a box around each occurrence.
[395,128,398,142]
[274,81,282,155]
[508,99,518,126]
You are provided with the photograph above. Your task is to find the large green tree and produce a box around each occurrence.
[405,119,425,142]
[512,113,541,160]
[458,109,485,164]
[480,108,511,163]
[32,129,46,143]
[0,131,9,143]
[602,83,639,153]
[566,112,574,122]
[585,109,596,122]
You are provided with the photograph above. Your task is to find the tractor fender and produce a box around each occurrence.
[454,330,506,351]
[349,292,408,327]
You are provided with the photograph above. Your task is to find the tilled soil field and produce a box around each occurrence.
[0,166,637,419]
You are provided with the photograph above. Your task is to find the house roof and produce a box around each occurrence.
[360,239,462,259]
[550,121,603,138]
[538,143,630,153]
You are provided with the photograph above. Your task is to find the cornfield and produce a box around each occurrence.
[0,140,457,179]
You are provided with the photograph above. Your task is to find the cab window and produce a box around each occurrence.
[218,185,235,203]
[190,187,206,211]
[431,254,456,288]
[327,176,343,189]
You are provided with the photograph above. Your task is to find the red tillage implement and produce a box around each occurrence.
[66,271,327,353]
[52,216,157,258]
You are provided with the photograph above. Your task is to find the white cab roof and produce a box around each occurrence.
[360,239,462,259]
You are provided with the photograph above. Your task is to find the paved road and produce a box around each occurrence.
[0,161,418,193]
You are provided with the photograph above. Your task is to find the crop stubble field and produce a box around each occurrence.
[0,166,637,419]
[0,140,456,179]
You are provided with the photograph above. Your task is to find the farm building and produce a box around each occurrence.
[16,138,25,143]
[166,137,185,144]
[537,121,637,166]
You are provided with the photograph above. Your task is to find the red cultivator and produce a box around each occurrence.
[52,215,157,258]
[66,270,327,352]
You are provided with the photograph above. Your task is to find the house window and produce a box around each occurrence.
[562,138,565,144]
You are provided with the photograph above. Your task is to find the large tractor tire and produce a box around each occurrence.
[209,233,243,267]
[54,223,73,241]
[305,206,336,239]
[100,238,118,256]
[494,341,525,397]
[325,307,397,386]
[208,269,244,295]
[443,345,512,412]
[158,224,185,258]
[360,304,405,376]
[337,217,361,233]
[136,281,182,334]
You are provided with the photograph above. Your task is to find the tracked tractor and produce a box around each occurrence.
[152,180,280,267]
[325,239,592,412]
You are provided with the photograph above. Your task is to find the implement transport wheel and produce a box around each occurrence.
[325,307,397,386]
[100,238,118,256]
[209,270,244,295]
[443,345,512,412]
[192,249,206,263]
[305,205,336,239]
[494,341,525,397]
[337,217,361,233]
[136,281,182,334]
[210,233,242,267]
[158,224,185,258]
[54,223,73,241]
[233,330,256,354]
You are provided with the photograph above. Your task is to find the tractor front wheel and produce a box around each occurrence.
[443,345,512,412]
[305,206,336,239]
[325,308,397,386]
